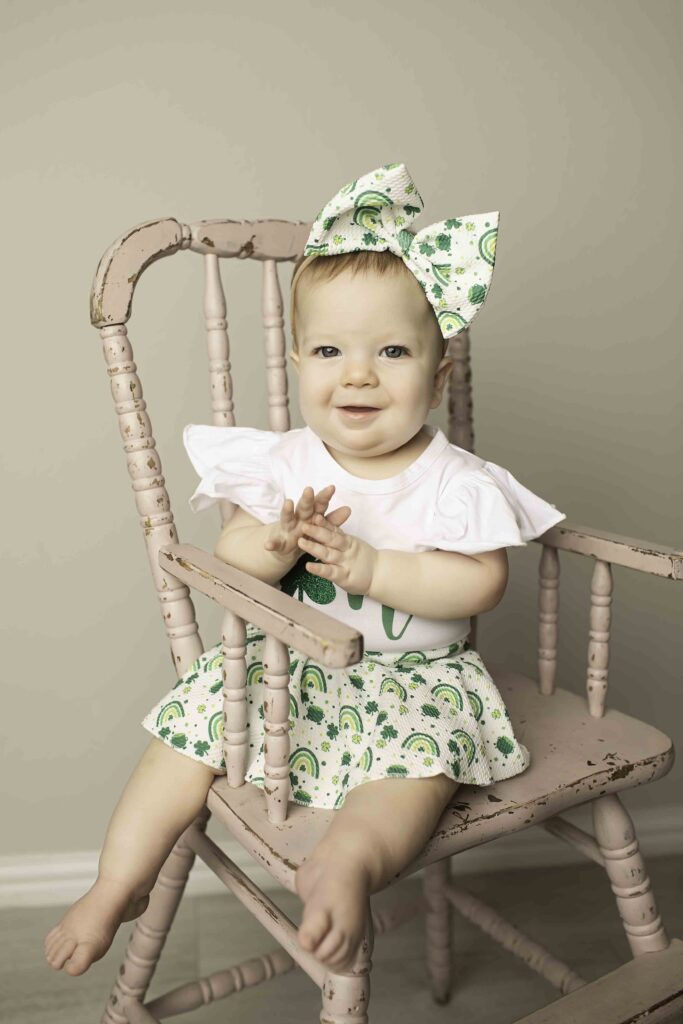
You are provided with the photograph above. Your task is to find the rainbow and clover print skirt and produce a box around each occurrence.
[141,621,530,811]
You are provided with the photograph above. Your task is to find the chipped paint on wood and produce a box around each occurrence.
[534,521,683,579]
[91,217,679,1015]
[161,544,362,668]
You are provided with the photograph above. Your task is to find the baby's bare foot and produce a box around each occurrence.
[43,877,150,976]
[295,851,372,972]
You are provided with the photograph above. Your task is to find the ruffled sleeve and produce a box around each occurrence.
[183,424,284,522]
[429,461,566,555]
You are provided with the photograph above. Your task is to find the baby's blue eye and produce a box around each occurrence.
[311,345,409,358]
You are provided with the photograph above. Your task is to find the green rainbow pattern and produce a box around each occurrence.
[301,665,327,692]
[479,227,497,265]
[452,729,477,766]
[460,656,485,677]
[466,691,484,721]
[396,650,428,666]
[339,705,363,733]
[339,177,359,197]
[358,747,374,772]
[156,700,185,729]
[402,732,440,756]
[289,746,320,777]
[432,264,452,288]
[208,712,223,741]
[306,242,329,256]
[247,663,263,686]
[379,676,407,701]
[438,310,468,335]
[356,189,394,209]
[431,683,464,710]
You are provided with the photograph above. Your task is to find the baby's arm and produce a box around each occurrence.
[296,509,509,614]
[368,547,509,620]
[297,514,509,620]
[215,519,299,586]
[214,485,351,587]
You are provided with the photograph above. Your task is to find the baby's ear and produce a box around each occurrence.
[288,350,300,372]
[437,357,454,382]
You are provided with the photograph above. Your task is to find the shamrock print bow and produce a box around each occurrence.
[303,162,499,340]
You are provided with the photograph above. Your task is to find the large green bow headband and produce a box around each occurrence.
[302,161,499,342]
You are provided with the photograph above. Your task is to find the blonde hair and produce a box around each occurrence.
[289,250,448,357]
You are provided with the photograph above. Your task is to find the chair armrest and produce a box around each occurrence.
[158,543,363,669]
[531,521,683,580]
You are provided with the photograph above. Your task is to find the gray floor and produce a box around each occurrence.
[4,855,682,1023]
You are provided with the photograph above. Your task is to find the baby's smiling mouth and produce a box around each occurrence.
[337,405,382,417]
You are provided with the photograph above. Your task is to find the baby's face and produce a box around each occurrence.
[289,269,453,460]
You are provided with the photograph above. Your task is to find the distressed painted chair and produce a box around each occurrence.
[90,217,683,1024]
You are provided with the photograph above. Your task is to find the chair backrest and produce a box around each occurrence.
[89,217,479,684]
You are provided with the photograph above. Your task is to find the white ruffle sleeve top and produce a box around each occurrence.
[183,423,566,652]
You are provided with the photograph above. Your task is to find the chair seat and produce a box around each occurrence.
[207,667,674,894]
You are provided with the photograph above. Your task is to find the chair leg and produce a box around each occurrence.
[101,805,211,1024]
[422,858,453,1004]
[319,895,374,1024]
[592,792,669,956]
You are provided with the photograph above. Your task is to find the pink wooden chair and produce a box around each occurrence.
[90,216,683,1024]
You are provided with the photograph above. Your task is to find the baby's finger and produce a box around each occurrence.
[294,486,316,520]
[298,534,338,560]
[326,505,352,527]
[273,501,294,547]
[313,483,336,514]
[299,520,345,551]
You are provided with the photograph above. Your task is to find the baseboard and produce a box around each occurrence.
[3,804,681,909]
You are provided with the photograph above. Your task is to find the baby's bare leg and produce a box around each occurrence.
[295,773,460,971]
[44,736,218,976]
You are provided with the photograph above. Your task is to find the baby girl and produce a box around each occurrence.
[44,162,565,978]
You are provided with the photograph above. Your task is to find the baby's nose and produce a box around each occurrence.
[342,362,378,384]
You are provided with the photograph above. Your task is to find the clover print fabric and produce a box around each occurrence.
[141,621,530,811]
[303,160,499,340]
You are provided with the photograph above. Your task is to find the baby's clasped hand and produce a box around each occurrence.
[264,484,352,564]
[298,510,378,596]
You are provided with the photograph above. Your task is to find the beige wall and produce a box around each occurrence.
[2,0,681,857]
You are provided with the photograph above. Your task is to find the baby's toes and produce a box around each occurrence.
[47,934,77,969]
[44,926,62,957]
[63,941,101,976]
[298,906,332,952]
[331,932,363,972]
[44,923,69,956]
[316,927,349,966]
